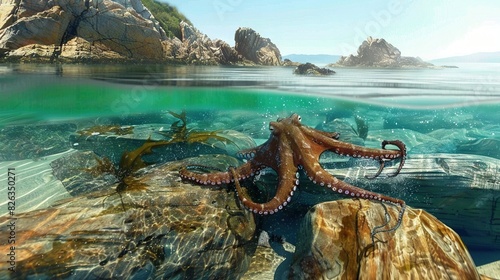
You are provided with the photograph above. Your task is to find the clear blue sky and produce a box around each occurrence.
[162,0,500,60]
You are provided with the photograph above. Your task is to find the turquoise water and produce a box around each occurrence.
[1,63,500,273]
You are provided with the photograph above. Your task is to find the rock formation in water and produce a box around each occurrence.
[289,199,485,279]
[332,36,434,68]
[0,158,256,279]
[234,27,282,66]
[1,114,500,278]
[293,62,335,75]
[0,1,284,65]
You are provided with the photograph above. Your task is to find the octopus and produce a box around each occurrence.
[180,113,406,221]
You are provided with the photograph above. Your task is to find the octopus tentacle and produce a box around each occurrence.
[180,113,407,229]
[371,203,407,244]
[229,159,299,215]
[236,146,261,160]
[179,161,261,186]
[301,161,405,207]
[303,127,406,178]
[365,140,406,179]
[302,126,403,161]
[382,140,406,177]
[179,166,233,185]
[365,160,386,179]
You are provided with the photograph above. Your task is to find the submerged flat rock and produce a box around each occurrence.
[0,162,256,279]
[296,153,500,250]
[289,199,483,279]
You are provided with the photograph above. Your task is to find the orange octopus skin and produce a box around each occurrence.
[179,113,406,215]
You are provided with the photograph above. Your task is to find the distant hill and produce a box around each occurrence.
[283,54,340,65]
[431,52,500,63]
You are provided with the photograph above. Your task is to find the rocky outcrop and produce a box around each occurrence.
[332,36,434,68]
[0,0,166,62]
[234,27,282,66]
[163,21,239,65]
[289,199,484,279]
[0,1,284,65]
[293,62,335,75]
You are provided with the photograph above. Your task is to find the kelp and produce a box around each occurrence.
[159,111,238,148]
[351,115,369,140]
[85,111,239,209]
[85,138,171,210]
[85,138,171,184]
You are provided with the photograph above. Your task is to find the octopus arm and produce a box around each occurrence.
[179,167,233,185]
[301,161,405,207]
[231,150,298,215]
[301,126,405,159]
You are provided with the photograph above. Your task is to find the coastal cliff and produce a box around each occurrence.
[331,36,434,68]
[0,0,282,65]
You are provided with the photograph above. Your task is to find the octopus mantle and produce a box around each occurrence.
[180,113,406,215]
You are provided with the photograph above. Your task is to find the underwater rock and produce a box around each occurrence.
[293,63,335,76]
[289,199,483,279]
[383,111,478,133]
[457,138,500,159]
[242,246,286,280]
[0,122,76,161]
[234,27,282,66]
[477,260,500,279]
[50,150,119,196]
[331,36,434,68]
[316,118,365,146]
[298,153,500,251]
[0,161,256,279]
[242,230,295,279]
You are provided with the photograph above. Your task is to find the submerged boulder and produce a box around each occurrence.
[0,161,256,279]
[289,199,483,279]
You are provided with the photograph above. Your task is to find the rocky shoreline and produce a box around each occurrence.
[0,0,282,65]
[0,1,439,68]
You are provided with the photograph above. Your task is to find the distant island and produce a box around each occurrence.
[328,37,434,68]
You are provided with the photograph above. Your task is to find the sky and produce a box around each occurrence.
[162,0,500,60]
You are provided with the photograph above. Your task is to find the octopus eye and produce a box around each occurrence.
[297,115,302,122]
[269,124,274,131]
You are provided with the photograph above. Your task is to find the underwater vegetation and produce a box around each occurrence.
[84,111,239,208]
[351,115,369,140]
[158,111,238,147]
